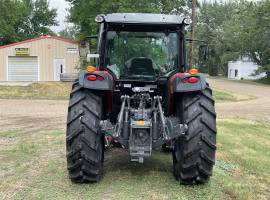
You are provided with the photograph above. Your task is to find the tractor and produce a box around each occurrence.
[66,13,216,185]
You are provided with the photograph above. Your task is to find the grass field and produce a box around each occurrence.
[209,76,270,86]
[212,89,255,102]
[255,77,270,85]
[0,119,269,200]
[0,83,71,100]
[0,82,243,102]
[236,77,270,85]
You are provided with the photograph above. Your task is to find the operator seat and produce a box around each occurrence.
[128,57,155,76]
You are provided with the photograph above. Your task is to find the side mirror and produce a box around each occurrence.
[79,36,99,68]
[79,35,99,57]
[79,40,90,58]
[199,45,208,64]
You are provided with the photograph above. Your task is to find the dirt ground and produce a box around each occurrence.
[0,100,68,132]
[208,78,270,123]
[0,78,269,132]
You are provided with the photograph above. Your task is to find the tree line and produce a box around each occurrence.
[196,0,270,78]
[0,0,269,79]
[66,0,269,78]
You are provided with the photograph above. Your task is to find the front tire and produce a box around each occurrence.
[173,85,217,185]
[66,82,104,183]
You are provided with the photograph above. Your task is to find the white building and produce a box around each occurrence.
[228,56,266,80]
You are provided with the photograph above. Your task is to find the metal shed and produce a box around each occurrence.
[0,35,79,81]
[228,56,266,80]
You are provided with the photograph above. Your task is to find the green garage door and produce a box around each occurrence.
[8,56,38,81]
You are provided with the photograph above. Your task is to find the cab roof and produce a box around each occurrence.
[102,13,186,25]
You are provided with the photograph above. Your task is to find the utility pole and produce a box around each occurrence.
[189,0,196,69]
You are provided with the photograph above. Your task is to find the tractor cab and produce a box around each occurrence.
[87,13,188,79]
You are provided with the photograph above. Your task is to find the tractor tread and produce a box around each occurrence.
[70,85,82,96]
[66,128,83,143]
[69,95,86,108]
[83,102,99,118]
[201,135,217,150]
[184,96,200,110]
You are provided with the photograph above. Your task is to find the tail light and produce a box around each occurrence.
[181,77,199,84]
[97,76,104,81]
[87,74,105,81]
[87,74,97,81]
[188,77,199,84]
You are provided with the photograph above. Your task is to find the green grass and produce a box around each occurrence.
[212,90,238,102]
[212,89,255,102]
[0,82,72,100]
[0,82,240,102]
[232,78,270,86]
[255,77,270,85]
[207,75,270,86]
[0,119,269,200]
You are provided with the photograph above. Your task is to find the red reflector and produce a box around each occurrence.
[97,76,104,81]
[188,77,199,84]
[107,137,113,143]
[181,78,188,83]
[87,75,97,81]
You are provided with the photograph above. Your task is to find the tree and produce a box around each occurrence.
[196,0,270,79]
[235,0,270,79]
[66,0,188,39]
[0,0,29,45]
[0,0,58,46]
[58,25,78,39]
[196,1,242,76]
[23,0,58,38]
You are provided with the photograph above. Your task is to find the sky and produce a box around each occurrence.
[49,0,70,32]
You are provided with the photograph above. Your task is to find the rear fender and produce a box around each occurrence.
[78,70,114,91]
[166,73,207,115]
[78,70,114,115]
[170,73,207,93]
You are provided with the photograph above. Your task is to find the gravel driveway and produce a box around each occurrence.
[0,78,269,132]
[208,78,270,123]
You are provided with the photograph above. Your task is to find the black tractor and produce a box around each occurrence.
[66,13,216,185]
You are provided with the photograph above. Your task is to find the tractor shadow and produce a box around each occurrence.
[104,148,173,177]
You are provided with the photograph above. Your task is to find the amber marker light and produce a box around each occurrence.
[188,68,199,75]
[86,65,96,73]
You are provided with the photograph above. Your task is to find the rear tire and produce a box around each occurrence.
[173,85,217,185]
[66,81,104,183]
